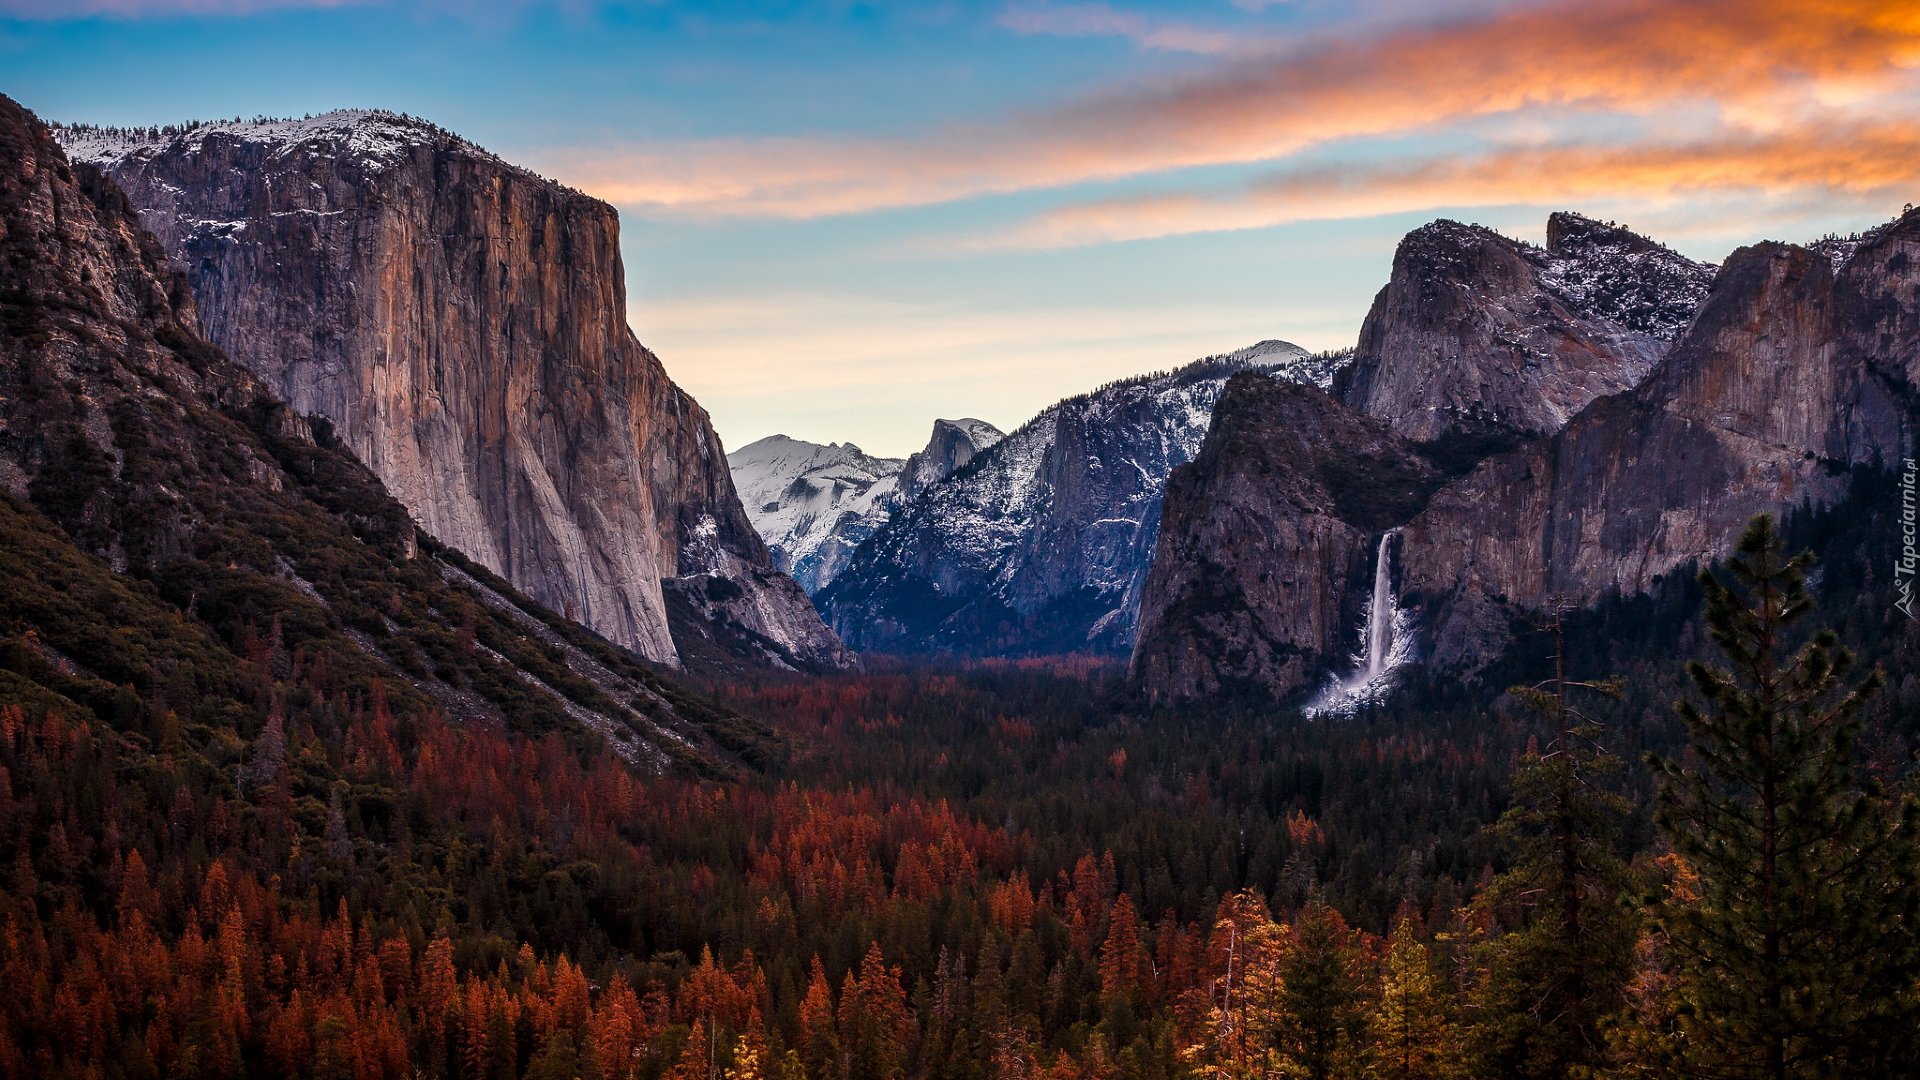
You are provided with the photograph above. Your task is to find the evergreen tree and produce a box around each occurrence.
[800,959,842,1080]
[840,944,912,1080]
[1650,514,1920,1079]
[1277,899,1368,1080]
[1367,916,1456,1080]
[1186,889,1284,1080]
[1469,606,1638,1078]
[727,1012,771,1080]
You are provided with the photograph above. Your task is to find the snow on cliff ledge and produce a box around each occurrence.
[52,110,536,180]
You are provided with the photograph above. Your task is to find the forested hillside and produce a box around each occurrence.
[6,479,1917,1078]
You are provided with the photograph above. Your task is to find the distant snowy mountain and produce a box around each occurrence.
[817,340,1340,657]
[728,417,1004,594]
[900,418,1005,502]
[728,437,906,594]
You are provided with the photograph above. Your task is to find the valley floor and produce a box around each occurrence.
[3,484,1917,1079]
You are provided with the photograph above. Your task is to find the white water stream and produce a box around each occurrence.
[1306,528,1411,716]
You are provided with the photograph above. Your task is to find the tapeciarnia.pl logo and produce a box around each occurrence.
[1899,457,1917,619]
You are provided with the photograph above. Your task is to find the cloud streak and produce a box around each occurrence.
[548,0,1920,220]
[974,121,1920,248]
[995,2,1241,54]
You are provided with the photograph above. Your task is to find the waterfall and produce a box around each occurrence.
[1306,528,1408,716]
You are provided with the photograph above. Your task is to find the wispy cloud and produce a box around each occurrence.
[995,2,1241,54]
[545,0,1920,221]
[972,121,1920,248]
[0,0,370,15]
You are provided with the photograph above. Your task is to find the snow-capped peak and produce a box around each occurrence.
[727,436,907,594]
[816,340,1331,656]
[899,418,1006,502]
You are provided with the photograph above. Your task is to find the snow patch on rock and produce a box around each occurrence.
[818,340,1333,656]
[54,110,502,175]
[727,436,907,594]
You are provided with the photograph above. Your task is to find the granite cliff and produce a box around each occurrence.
[1399,221,1918,671]
[1133,211,1919,702]
[57,112,849,672]
[1129,374,1443,701]
[1334,213,1712,447]
[899,418,1005,502]
[0,93,773,772]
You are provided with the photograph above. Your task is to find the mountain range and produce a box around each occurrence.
[815,340,1345,656]
[37,103,1919,715]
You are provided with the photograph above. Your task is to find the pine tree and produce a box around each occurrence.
[1367,916,1455,1080]
[1650,514,1920,1079]
[727,1011,771,1080]
[1468,605,1638,1078]
[800,957,842,1080]
[840,944,912,1080]
[1186,889,1283,1080]
[1276,899,1367,1080]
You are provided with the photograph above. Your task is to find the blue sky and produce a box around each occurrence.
[8,0,1919,456]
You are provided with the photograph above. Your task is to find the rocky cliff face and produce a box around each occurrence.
[1335,214,1712,446]
[899,418,1004,502]
[57,112,849,672]
[1129,373,1442,700]
[0,94,773,772]
[1133,210,1918,702]
[1400,222,1917,671]
[818,340,1342,656]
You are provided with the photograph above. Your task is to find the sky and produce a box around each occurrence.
[6,0,1920,457]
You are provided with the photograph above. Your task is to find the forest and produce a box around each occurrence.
[2,462,1918,1080]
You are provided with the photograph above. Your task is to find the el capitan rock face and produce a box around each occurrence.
[1334,214,1712,445]
[0,94,770,770]
[59,112,849,671]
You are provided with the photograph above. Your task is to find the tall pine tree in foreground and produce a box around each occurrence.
[1277,898,1370,1080]
[1469,606,1637,1080]
[1650,515,1920,1079]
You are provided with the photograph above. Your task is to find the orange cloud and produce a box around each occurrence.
[545,0,1920,219]
[979,122,1920,247]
